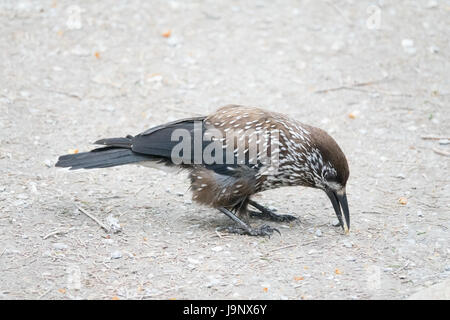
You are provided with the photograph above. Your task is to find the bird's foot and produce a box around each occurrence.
[248,209,297,222]
[218,224,281,237]
[248,200,297,222]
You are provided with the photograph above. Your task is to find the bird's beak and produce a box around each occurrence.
[326,188,350,234]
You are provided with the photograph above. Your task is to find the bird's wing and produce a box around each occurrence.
[130,116,261,177]
[131,116,207,159]
[139,116,207,136]
[93,108,271,179]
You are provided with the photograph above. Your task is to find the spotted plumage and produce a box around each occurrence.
[56,104,350,237]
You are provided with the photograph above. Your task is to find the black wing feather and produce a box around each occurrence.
[131,117,206,159]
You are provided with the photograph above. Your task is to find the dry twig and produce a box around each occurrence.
[314,78,392,94]
[270,244,297,252]
[421,135,450,141]
[432,148,450,157]
[42,229,70,240]
[76,205,110,232]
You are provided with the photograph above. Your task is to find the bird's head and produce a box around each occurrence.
[305,127,350,233]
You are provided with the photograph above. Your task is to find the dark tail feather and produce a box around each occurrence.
[94,135,133,148]
[55,147,151,170]
[56,116,208,171]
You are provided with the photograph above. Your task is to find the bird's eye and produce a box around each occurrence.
[324,172,337,182]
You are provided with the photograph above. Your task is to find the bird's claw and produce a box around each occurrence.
[270,214,297,222]
[253,224,281,237]
[249,210,297,222]
[219,224,281,237]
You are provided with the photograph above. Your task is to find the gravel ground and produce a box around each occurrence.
[1,0,449,300]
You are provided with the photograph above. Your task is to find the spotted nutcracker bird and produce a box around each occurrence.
[56,104,350,237]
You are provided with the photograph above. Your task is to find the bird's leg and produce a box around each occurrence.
[217,207,280,237]
[248,200,297,222]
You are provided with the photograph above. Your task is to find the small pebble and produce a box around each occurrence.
[343,240,353,248]
[111,251,122,259]
[71,46,90,56]
[53,243,68,250]
[425,0,438,9]
[315,229,323,237]
[167,36,181,47]
[205,276,221,287]
[429,46,439,54]
[188,258,201,264]
[331,41,345,52]
[28,182,38,194]
[401,39,416,54]
[332,221,341,227]
[12,200,25,207]
[103,238,114,245]
[44,159,53,168]
[105,214,121,233]
[401,39,414,48]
